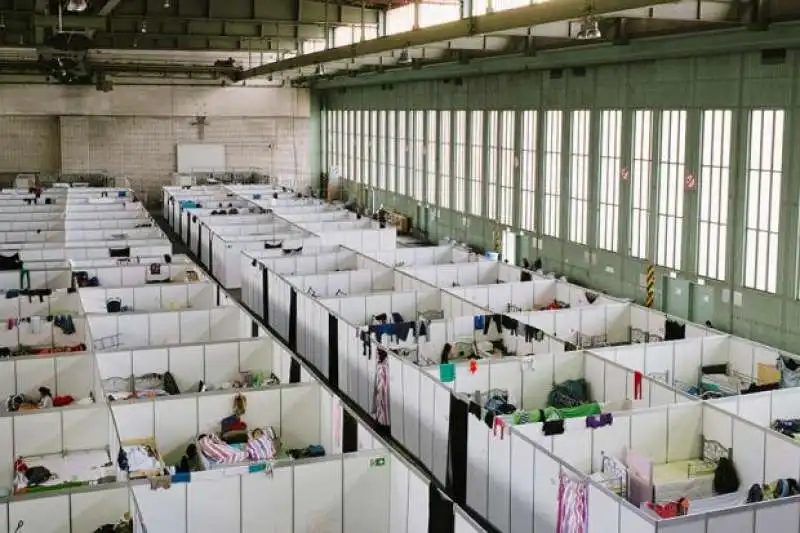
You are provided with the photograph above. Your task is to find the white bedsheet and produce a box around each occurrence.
[18,449,114,489]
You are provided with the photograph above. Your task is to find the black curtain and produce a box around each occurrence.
[262,267,269,323]
[329,313,339,388]
[289,358,301,383]
[428,483,455,533]
[446,393,467,505]
[289,288,297,352]
[250,319,258,338]
[342,409,358,453]
[196,223,202,262]
[208,232,213,276]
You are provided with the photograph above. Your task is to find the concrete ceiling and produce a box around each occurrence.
[241,0,800,85]
[0,0,794,83]
[0,0,381,52]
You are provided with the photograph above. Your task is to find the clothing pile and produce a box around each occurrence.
[772,418,800,440]
[92,516,133,533]
[72,270,100,288]
[747,477,800,503]
[548,379,590,409]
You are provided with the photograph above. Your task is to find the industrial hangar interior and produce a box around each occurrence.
[0,0,799,532]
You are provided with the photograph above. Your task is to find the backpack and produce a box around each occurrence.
[713,457,740,494]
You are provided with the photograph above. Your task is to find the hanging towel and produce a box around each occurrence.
[585,412,613,429]
[493,417,507,439]
[633,371,643,400]
[439,363,455,383]
[372,360,390,427]
[543,419,565,436]
[556,473,588,533]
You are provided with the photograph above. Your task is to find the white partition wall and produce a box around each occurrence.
[86,306,251,349]
[78,282,229,313]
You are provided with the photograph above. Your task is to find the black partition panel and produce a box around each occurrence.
[196,224,203,265]
[185,212,190,245]
[328,313,338,387]
[251,319,258,338]
[289,288,297,352]
[208,232,213,276]
[446,394,467,505]
[268,267,269,324]
[289,358,300,384]
[342,409,358,453]
[428,483,455,533]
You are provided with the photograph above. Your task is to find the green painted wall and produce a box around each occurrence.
[315,35,800,352]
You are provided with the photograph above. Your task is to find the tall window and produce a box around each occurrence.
[323,110,331,173]
[343,110,351,181]
[453,111,466,212]
[369,111,378,187]
[656,110,687,270]
[333,110,342,177]
[499,111,515,226]
[487,111,499,219]
[469,111,484,216]
[412,111,425,200]
[327,110,336,175]
[387,111,396,192]
[631,111,653,259]
[426,110,437,203]
[354,110,363,183]
[598,110,622,252]
[698,110,732,281]
[440,111,451,208]
[520,111,537,231]
[745,110,784,293]
[397,111,407,195]
[543,110,563,238]
[378,111,386,190]
[569,110,590,244]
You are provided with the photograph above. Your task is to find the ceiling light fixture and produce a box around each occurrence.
[66,0,88,12]
[163,0,170,7]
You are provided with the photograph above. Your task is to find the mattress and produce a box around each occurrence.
[15,449,115,492]
[652,460,714,503]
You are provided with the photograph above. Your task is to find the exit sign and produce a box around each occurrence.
[370,457,387,468]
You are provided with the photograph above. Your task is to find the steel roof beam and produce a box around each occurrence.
[238,0,681,79]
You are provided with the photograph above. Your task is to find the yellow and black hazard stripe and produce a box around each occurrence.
[644,264,655,307]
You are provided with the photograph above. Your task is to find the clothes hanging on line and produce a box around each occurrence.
[372,359,390,427]
[0,253,22,271]
[50,315,76,335]
[556,473,588,533]
[664,319,686,341]
[523,324,545,343]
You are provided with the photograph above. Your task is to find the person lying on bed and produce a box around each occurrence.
[197,427,279,465]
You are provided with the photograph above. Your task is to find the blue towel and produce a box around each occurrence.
[474,315,485,330]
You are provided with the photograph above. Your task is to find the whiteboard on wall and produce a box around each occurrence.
[177,143,226,173]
